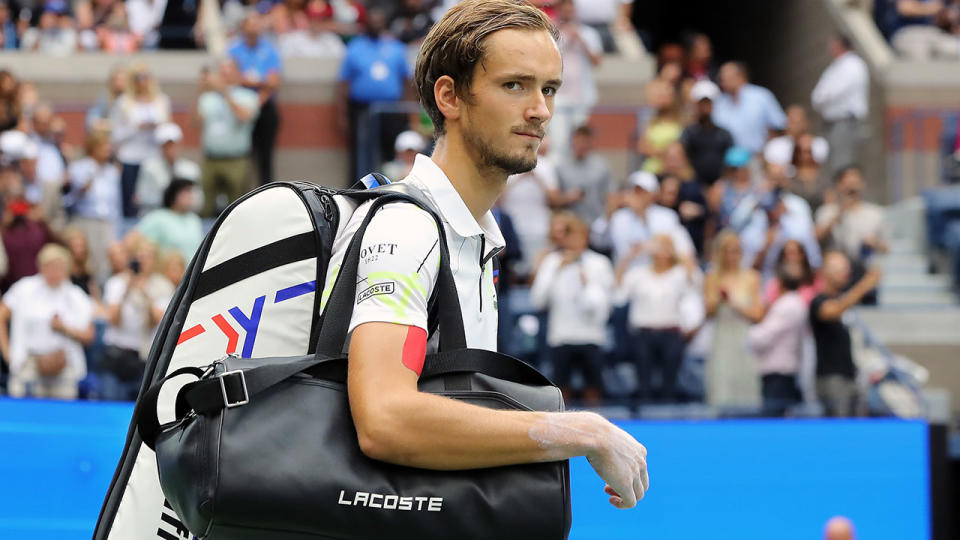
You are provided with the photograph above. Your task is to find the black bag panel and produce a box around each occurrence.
[158,358,568,540]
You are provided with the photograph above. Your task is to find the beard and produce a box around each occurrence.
[462,124,538,176]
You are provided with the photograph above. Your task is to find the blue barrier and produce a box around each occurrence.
[0,399,930,540]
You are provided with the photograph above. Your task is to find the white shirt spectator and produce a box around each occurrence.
[530,249,614,347]
[620,265,697,330]
[747,290,807,375]
[2,274,93,377]
[811,51,869,122]
[323,154,504,352]
[556,24,603,110]
[595,205,696,264]
[110,95,171,165]
[102,273,174,359]
[502,158,559,275]
[68,157,122,222]
[20,26,78,56]
[814,202,887,261]
[573,0,631,25]
[34,139,66,186]
[135,156,202,213]
[126,0,167,47]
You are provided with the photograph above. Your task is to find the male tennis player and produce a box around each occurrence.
[334,0,649,509]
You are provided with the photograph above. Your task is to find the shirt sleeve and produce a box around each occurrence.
[2,280,24,311]
[103,275,126,306]
[348,203,442,335]
[764,89,787,130]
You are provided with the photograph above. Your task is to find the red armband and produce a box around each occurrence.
[400,326,427,376]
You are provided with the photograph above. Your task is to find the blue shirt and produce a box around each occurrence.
[229,38,283,93]
[712,84,786,153]
[338,35,411,103]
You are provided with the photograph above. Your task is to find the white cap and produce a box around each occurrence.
[763,137,793,165]
[627,170,659,194]
[394,130,425,153]
[0,130,28,159]
[156,122,183,145]
[173,160,201,182]
[689,80,720,102]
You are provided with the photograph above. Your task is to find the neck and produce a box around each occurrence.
[653,260,672,273]
[245,36,258,47]
[430,134,506,222]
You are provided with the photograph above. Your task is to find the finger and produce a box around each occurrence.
[641,463,650,494]
[608,496,623,507]
[633,473,645,503]
[618,484,637,509]
[604,485,620,497]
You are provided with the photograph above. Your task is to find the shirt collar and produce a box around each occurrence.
[403,154,505,249]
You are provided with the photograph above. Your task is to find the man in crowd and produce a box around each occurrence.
[572,0,633,53]
[555,124,612,227]
[549,0,602,158]
[810,252,882,416]
[337,7,412,183]
[811,35,869,174]
[713,61,786,156]
[136,122,201,214]
[815,166,887,304]
[229,12,282,185]
[680,79,733,187]
[196,59,260,217]
[738,189,821,280]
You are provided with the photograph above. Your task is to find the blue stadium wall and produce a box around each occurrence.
[0,398,930,540]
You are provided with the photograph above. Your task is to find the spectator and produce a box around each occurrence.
[126,0,166,49]
[196,59,260,217]
[814,166,887,304]
[763,105,829,170]
[637,79,682,175]
[684,33,716,81]
[19,3,78,56]
[791,133,828,212]
[572,0,632,53]
[891,0,960,59]
[502,137,560,278]
[658,172,708,257]
[27,104,70,228]
[65,131,122,283]
[86,65,129,133]
[110,64,171,218]
[0,243,94,400]
[62,226,100,302]
[230,11,283,185]
[811,36,869,175]
[763,238,822,305]
[704,230,763,409]
[0,70,18,132]
[330,0,368,38]
[336,6,410,183]
[276,1,345,58]
[1,198,57,293]
[810,252,882,417]
[713,61,786,155]
[747,262,808,416]
[617,233,699,403]
[555,124,612,227]
[158,248,186,288]
[530,212,614,405]
[100,238,172,400]
[137,179,203,261]
[549,0,602,158]
[738,189,821,281]
[381,129,424,181]
[711,146,755,228]
[389,0,434,44]
[681,79,733,187]
[136,122,202,214]
[595,170,695,265]
[97,2,141,54]
[0,4,18,50]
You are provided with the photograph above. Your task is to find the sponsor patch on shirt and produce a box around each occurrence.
[357,281,396,304]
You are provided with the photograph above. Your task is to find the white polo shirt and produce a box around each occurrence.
[321,154,504,352]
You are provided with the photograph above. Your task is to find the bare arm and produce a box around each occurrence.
[897,0,944,16]
[0,302,10,362]
[816,269,882,322]
[348,322,649,507]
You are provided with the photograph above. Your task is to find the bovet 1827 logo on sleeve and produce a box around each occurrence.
[357,281,396,304]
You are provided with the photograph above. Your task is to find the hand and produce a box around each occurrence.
[50,314,66,334]
[586,418,649,509]
[863,267,883,289]
[678,201,704,221]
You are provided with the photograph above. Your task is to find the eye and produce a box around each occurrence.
[504,81,522,91]
[543,86,558,97]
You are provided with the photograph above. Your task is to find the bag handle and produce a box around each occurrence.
[315,186,468,356]
[135,366,207,451]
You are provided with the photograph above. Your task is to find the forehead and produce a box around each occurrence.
[478,28,562,81]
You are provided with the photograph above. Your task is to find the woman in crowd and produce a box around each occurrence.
[791,133,827,212]
[0,70,19,132]
[617,233,699,403]
[109,63,170,217]
[0,243,95,400]
[764,238,822,305]
[66,131,121,283]
[87,65,129,132]
[704,230,764,410]
[62,226,101,303]
[637,79,683,175]
[99,237,173,400]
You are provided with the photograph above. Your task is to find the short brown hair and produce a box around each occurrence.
[415,0,559,137]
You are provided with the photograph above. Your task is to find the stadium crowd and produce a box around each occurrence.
[0,0,893,418]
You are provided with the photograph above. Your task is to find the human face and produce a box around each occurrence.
[838,170,863,201]
[457,29,562,177]
[174,188,195,213]
[786,106,808,137]
[718,64,742,94]
[571,133,591,160]
[824,253,851,290]
[651,236,676,267]
[781,240,805,266]
[659,176,680,208]
[41,258,69,288]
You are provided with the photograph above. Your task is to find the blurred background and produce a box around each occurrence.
[0,0,957,539]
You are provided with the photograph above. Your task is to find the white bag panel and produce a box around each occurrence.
[203,186,315,270]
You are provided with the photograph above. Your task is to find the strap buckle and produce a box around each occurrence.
[218,370,249,409]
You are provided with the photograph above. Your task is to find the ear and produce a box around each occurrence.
[434,75,461,124]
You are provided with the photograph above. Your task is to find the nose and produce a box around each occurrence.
[526,90,551,126]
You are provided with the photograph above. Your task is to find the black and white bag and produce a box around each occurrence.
[93,177,570,540]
